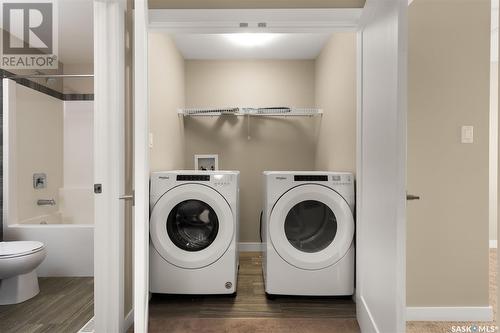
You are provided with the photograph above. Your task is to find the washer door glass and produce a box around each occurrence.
[167,199,219,252]
[150,183,235,269]
[284,200,337,253]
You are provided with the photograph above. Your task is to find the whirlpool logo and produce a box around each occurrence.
[0,0,58,69]
[451,325,498,333]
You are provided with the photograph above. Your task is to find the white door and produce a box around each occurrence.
[94,0,127,332]
[356,0,407,332]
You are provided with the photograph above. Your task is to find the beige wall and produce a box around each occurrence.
[149,0,365,9]
[407,0,490,307]
[184,60,317,242]
[149,33,186,172]
[314,33,357,173]
[16,84,64,222]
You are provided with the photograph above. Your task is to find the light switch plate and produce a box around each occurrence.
[461,126,474,144]
[149,132,154,148]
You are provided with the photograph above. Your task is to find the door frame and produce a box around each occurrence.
[133,3,407,332]
[94,0,127,332]
[133,1,150,332]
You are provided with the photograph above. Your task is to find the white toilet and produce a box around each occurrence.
[0,241,47,305]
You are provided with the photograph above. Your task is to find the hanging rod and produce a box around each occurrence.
[2,74,94,79]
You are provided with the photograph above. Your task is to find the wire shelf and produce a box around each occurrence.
[178,107,323,117]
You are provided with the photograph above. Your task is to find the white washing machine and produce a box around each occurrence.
[262,171,355,297]
[149,170,239,295]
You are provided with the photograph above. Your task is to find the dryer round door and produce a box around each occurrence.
[269,184,354,270]
[150,184,234,269]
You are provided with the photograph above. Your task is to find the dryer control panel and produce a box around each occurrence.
[331,174,353,185]
[292,174,353,185]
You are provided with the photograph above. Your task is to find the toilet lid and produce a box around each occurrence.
[0,241,44,257]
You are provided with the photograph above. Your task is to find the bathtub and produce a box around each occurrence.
[4,212,94,277]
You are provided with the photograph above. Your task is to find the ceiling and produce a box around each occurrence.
[53,0,499,64]
[58,0,93,66]
[173,33,331,60]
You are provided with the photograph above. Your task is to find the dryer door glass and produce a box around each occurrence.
[167,199,219,252]
[284,200,337,253]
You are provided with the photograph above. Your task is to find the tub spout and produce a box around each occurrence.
[37,199,56,206]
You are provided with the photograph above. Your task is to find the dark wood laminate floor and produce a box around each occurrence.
[149,252,356,319]
[0,277,93,333]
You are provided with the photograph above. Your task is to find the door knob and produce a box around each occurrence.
[119,191,135,205]
[406,194,420,201]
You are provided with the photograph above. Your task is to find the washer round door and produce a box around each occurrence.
[150,184,234,269]
[269,184,354,270]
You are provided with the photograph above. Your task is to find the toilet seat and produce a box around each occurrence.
[0,241,45,259]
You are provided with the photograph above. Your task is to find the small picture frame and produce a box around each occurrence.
[194,154,219,171]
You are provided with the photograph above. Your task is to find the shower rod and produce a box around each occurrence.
[2,74,93,79]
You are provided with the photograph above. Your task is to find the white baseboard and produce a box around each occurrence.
[124,309,134,332]
[239,242,262,252]
[78,317,94,333]
[490,240,497,248]
[406,306,493,321]
[78,310,133,333]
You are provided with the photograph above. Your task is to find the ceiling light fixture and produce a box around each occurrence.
[225,33,279,47]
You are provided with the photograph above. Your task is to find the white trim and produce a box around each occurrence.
[134,1,150,333]
[2,79,17,233]
[93,0,126,332]
[357,296,379,333]
[149,8,362,33]
[396,1,409,330]
[78,316,95,333]
[77,310,133,333]
[238,242,262,252]
[406,306,494,322]
[490,240,497,248]
[124,309,134,332]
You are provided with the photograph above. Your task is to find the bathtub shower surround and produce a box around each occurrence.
[6,222,93,277]
[2,79,94,277]
[63,101,93,188]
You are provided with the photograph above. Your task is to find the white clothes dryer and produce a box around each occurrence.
[262,171,354,297]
